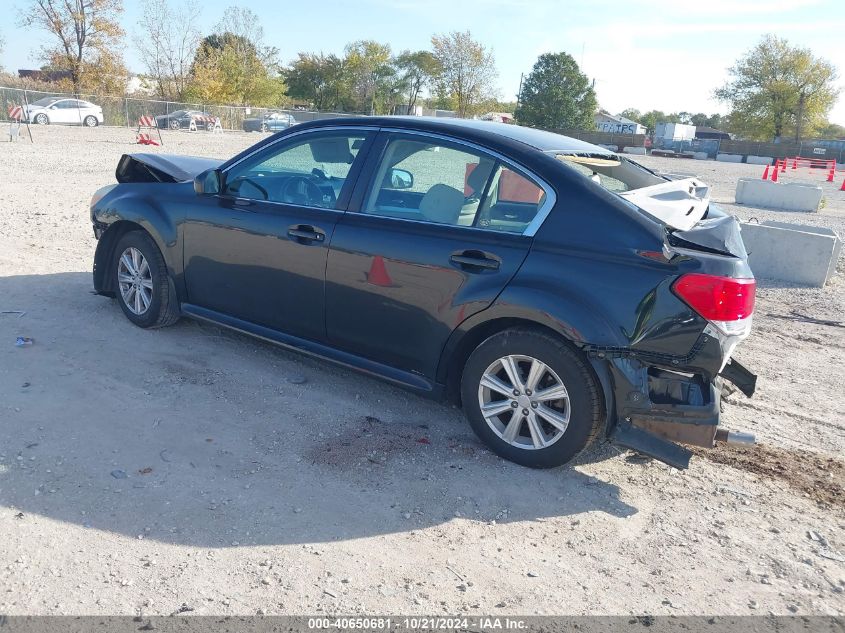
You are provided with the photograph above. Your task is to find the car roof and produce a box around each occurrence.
[293,115,613,155]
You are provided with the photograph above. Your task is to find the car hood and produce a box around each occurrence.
[116,153,224,183]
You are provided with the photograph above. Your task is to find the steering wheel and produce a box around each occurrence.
[230,176,269,200]
[281,176,325,206]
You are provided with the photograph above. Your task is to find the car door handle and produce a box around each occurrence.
[287,225,325,243]
[450,251,500,271]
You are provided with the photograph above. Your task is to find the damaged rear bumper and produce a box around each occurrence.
[597,351,758,469]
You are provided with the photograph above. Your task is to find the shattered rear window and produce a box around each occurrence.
[553,152,666,193]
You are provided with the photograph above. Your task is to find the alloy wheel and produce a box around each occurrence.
[477,354,570,450]
[117,247,154,316]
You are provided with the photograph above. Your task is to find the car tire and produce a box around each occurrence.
[460,328,604,468]
[169,120,180,130]
[84,115,98,127]
[34,113,48,125]
[260,123,268,133]
[112,231,180,329]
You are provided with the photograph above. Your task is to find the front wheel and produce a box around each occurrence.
[83,115,98,127]
[461,329,604,468]
[34,113,48,125]
[169,119,180,130]
[112,231,180,328]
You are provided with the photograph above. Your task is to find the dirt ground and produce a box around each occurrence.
[0,125,843,616]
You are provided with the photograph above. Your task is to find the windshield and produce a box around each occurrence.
[32,97,59,107]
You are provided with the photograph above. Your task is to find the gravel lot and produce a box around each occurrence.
[0,125,843,616]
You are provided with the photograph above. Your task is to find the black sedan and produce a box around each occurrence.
[154,109,214,130]
[88,117,758,469]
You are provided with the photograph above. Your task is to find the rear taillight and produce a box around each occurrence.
[672,274,755,322]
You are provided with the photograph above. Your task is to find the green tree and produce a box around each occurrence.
[431,30,497,118]
[617,108,642,122]
[816,121,845,139]
[395,50,440,114]
[286,52,348,110]
[186,7,285,106]
[515,52,596,130]
[344,40,394,114]
[715,35,839,141]
[18,0,127,93]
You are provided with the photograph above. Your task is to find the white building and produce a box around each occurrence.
[594,112,646,135]
[654,122,696,141]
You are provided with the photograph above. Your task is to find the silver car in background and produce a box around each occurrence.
[25,97,104,127]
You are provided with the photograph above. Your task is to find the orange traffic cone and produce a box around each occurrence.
[781,160,787,172]
[791,158,798,170]
[828,169,835,182]
[761,165,770,180]
[840,176,845,191]
[771,165,779,182]
[367,255,394,287]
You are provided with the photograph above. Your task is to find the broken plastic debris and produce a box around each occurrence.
[15,337,34,347]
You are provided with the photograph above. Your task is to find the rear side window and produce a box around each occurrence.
[476,165,547,233]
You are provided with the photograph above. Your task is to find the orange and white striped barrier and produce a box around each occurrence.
[7,104,33,142]
[135,115,162,146]
[189,115,222,133]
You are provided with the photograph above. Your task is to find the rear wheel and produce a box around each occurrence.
[169,119,180,130]
[83,115,98,127]
[34,113,48,125]
[461,329,603,468]
[113,231,179,329]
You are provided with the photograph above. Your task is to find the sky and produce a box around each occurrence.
[2,0,845,124]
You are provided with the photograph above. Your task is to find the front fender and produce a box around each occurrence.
[92,184,186,294]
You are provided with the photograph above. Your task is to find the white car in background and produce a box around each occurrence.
[25,97,104,127]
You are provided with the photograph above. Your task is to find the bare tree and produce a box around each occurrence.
[215,6,277,67]
[18,0,125,93]
[135,0,201,100]
[431,31,497,117]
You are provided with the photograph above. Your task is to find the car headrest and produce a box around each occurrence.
[467,159,495,196]
[419,184,465,225]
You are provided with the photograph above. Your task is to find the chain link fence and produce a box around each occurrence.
[0,85,363,131]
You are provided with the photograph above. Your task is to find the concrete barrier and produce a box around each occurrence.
[716,153,744,163]
[623,146,647,155]
[758,221,842,284]
[741,222,841,287]
[735,178,823,212]
[692,152,708,160]
[746,155,774,166]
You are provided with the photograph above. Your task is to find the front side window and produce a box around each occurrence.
[224,131,369,208]
[364,135,547,233]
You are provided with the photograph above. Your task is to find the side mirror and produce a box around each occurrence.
[194,168,222,195]
[389,168,413,189]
